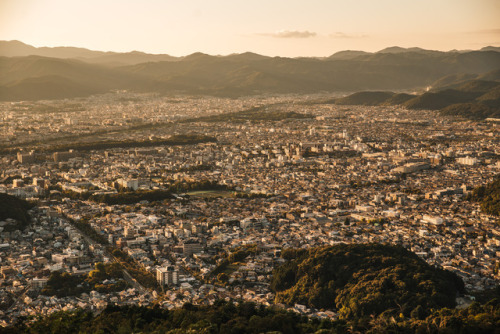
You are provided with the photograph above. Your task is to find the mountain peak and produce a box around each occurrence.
[328,50,371,59]
[183,52,213,61]
[377,46,430,54]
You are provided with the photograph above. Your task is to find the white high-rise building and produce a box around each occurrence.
[156,266,179,286]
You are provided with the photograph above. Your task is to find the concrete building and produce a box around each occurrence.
[156,266,179,286]
[182,240,203,256]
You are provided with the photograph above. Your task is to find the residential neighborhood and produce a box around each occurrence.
[1,92,499,326]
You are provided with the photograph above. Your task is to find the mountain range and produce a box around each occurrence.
[1,40,500,101]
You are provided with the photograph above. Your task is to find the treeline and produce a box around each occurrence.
[71,219,108,244]
[110,248,159,291]
[233,192,272,199]
[3,134,217,155]
[181,107,312,124]
[60,188,174,205]
[40,263,129,298]
[271,243,465,319]
[176,164,213,172]
[7,301,330,334]
[169,180,231,194]
[60,180,231,205]
[210,245,261,284]
[440,102,499,119]
[67,214,157,291]
[362,301,500,333]
[331,79,500,119]
[46,134,217,152]
[6,299,500,333]
[92,190,174,205]
[0,193,34,231]
[468,177,500,216]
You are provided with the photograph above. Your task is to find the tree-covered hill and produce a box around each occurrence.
[0,193,33,231]
[440,103,499,119]
[4,299,499,333]
[334,91,395,106]
[402,89,480,110]
[4,302,329,334]
[331,76,500,119]
[468,177,500,216]
[1,43,500,100]
[270,243,464,319]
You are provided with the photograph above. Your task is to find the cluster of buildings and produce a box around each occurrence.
[0,92,499,325]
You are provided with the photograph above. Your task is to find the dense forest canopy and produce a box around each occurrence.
[468,177,500,216]
[0,193,33,231]
[330,77,500,119]
[4,299,500,334]
[1,43,500,100]
[270,244,465,319]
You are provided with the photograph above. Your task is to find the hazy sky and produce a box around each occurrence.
[1,0,499,57]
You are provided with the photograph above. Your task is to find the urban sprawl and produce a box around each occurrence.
[0,92,499,326]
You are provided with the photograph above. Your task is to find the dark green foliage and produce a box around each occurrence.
[369,302,500,334]
[2,49,500,100]
[453,79,500,93]
[40,263,129,297]
[270,244,464,319]
[89,190,175,205]
[280,248,308,261]
[0,75,101,101]
[440,103,499,119]
[62,180,229,205]
[331,78,500,119]
[210,245,260,278]
[334,91,396,106]
[429,73,478,89]
[477,85,500,104]
[233,192,272,199]
[403,89,479,109]
[44,134,217,152]
[7,300,499,333]
[0,193,33,231]
[168,180,231,194]
[71,219,108,244]
[41,271,88,298]
[468,177,500,216]
[181,106,312,124]
[7,302,324,334]
[381,93,414,105]
[0,133,216,156]
[110,248,160,290]
[228,245,259,263]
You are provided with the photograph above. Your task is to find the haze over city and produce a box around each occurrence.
[1,0,500,57]
[0,1,500,333]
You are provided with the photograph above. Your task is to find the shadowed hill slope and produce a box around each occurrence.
[0,43,499,100]
[271,243,464,319]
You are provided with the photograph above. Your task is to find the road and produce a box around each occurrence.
[109,254,148,295]
[70,219,149,295]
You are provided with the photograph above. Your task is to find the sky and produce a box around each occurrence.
[0,0,499,57]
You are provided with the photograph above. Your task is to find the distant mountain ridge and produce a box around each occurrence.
[4,40,498,60]
[0,40,178,66]
[0,41,499,101]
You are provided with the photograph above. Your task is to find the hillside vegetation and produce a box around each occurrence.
[1,42,500,100]
[0,193,33,231]
[270,244,464,319]
[332,76,500,119]
[334,91,395,106]
[468,177,500,216]
[5,298,499,333]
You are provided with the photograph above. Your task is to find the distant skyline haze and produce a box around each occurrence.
[0,0,499,57]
